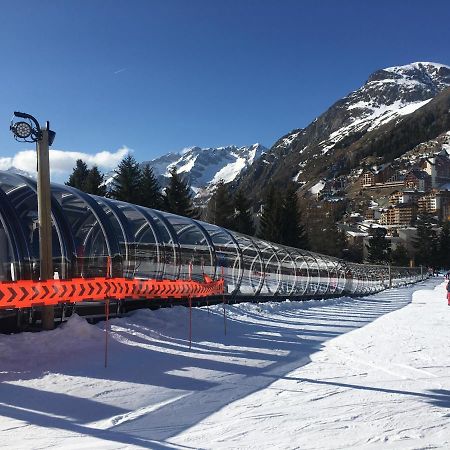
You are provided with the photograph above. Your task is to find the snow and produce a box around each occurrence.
[210,157,247,185]
[279,131,301,148]
[1,278,449,449]
[384,61,450,73]
[145,144,266,191]
[310,179,326,194]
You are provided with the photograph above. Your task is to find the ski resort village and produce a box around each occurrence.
[1,2,450,449]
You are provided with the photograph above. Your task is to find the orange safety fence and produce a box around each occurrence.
[0,276,225,309]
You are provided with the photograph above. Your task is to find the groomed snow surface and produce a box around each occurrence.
[1,278,449,449]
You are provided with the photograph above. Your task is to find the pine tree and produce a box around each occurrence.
[258,183,282,243]
[280,184,308,249]
[437,221,450,269]
[84,166,107,196]
[232,189,255,235]
[66,159,89,191]
[139,164,163,209]
[163,167,199,218]
[207,180,234,228]
[366,228,391,264]
[414,212,438,267]
[391,243,410,267]
[110,154,142,204]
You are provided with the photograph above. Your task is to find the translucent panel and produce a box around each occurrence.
[52,186,115,278]
[303,252,320,295]
[315,254,331,294]
[144,209,179,280]
[251,238,281,295]
[160,212,215,281]
[0,173,67,280]
[230,232,264,295]
[197,221,241,294]
[290,249,309,296]
[115,202,162,279]
[276,247,296,296]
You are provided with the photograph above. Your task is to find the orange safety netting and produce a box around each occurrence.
[0,276,224,309]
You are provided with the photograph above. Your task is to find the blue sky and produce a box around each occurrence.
[0,0,449,179]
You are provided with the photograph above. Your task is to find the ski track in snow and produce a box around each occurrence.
[0,278,449,449]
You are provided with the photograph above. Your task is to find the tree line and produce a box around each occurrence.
[66,155,199,218]
[65,156,312,246]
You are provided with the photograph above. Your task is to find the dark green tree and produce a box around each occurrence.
[366,228,391,264]
[280,184,308,249]
[207,180,234,228]
[414,212,439,268]
[437,221,450,269]
[110,154,142,204]
[84,166,107,196]
[302,201,344,256]
[391,243,410,267]
[163,167,199,218]
[344,240,364,263]
[257,183,282,243]
[139,164,163,209]
[232,189,255,235]
[66,159,89,191]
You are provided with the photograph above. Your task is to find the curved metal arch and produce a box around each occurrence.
[93,196,136,276]
[127,204,165,279]
[326,257,341,295]
[148,209,182,279]
[190,219,218,279]
[303,250,321,296]
[20,179,77,266]
[58,185,121,258]
[0,187,32,279]
[293,250,310,296]
[315,253,332,295]
[236,236,265,296]
[211,227,244,297]
[7,175,76,278]
[279,247,298,296]
[257,240,282,295]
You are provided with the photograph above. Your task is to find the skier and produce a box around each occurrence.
[447,280,450,306]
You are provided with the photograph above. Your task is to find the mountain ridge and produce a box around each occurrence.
[234,61,450,199]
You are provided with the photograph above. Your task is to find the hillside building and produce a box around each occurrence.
[404,169,431,191]
[421,152,450,188]
[379,203,417,226]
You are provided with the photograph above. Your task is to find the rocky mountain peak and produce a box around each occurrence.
[142,143,267,192]
[235,61,450,200]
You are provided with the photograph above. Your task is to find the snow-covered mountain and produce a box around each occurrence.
[236,62,450,197]
[142,143,266,191]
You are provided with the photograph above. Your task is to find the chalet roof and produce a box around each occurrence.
[406,169,430,180]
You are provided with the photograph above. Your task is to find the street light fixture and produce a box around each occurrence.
[10,111,55,145]
[11,121,33,140]
[9,111,56,330]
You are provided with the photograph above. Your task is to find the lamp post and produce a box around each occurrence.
[10,112,56,330]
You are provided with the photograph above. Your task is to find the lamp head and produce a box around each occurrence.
[11,121,32,139]
[10,111,42,143]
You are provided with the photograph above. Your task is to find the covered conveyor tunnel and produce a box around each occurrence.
[0,170,423,311]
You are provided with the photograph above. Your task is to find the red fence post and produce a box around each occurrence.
[104,299,110,368]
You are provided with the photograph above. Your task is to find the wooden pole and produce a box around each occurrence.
[37,124,54,330]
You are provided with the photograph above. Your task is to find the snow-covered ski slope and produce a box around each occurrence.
[1,278,448,449]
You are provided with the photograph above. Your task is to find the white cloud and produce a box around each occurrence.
[0,146,130,182]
